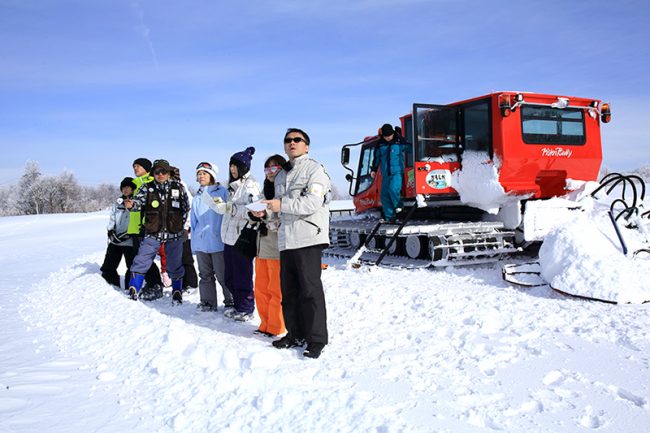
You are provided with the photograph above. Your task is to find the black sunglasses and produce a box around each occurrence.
[196,162,213,170]
[153,168,168,175]
[284,137,306,144]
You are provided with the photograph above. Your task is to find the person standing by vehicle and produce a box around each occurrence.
[370,124,408,222]
[249,154,287,337]
[215,147,261,321]
[100,177,137,288]
[264,128,330,359]
[190,161,232,311]
[128,158,164,293]
[125,159,190,303]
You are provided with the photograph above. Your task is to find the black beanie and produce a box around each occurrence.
[133,158,152,173]
[381,124,395,137]
[120,177,136,190]
[230,146,255,171]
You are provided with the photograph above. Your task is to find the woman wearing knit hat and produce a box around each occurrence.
[190,161,233,311]
[214,146,261,321]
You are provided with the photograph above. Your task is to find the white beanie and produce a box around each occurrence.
[195,161,218,183]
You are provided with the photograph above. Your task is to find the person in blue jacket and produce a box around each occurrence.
[370,123,408,222]
[190,161,233,311]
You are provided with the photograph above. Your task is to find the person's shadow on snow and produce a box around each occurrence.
[123,287,272,342]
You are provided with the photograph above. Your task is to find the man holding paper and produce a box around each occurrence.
[263,128,331,359]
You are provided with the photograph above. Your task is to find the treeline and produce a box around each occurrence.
[633,165,650,182]
[0,161,119,216]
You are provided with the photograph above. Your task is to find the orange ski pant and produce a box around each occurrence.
[254,257,285,335]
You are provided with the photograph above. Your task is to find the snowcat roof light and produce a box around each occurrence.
[601,103,611,123]
[499,94,513,117]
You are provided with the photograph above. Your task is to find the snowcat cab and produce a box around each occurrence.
[332,92,611,266]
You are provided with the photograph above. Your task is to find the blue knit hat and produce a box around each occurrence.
[230,146,255,170]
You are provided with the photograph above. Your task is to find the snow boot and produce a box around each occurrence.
[272,335,304,349]
[141,284,163,301]
[128,273,145,301]
[303,343,325,359]
[171,278,183,305]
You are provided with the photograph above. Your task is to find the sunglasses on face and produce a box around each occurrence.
[264,165,282,175]
[196,162,213,170]
[153,168,168,175]
[284,136,305,144]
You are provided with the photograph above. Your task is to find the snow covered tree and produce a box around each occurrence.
[634,165,650,182]
[16,160,43,214]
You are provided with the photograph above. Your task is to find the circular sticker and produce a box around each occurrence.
[425,169,451,190]
[151,200,160,208]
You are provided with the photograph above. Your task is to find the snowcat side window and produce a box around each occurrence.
[403,116,414,168]
[462,100,491,153]
[355,144,375,195]
[521,106,585,145]
[413,105,459,161]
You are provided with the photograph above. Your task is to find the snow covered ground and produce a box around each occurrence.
[1,211,650,433]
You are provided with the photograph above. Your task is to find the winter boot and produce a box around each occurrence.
[128,273,145,301]
[303,343,325,359]
[171,278,183,304]
[141,283,163,301]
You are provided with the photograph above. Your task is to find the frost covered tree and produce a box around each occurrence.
[634,165,650,182]
[16,160,43,214]
[4,161,118,215]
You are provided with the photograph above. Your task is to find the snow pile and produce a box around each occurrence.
[522,181,601,241]
[539,199,650,303]
[452,151,524,214]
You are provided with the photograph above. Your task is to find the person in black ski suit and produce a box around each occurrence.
[100,177,137,288]
[125,159,190,303]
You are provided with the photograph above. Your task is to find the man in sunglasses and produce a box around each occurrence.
[125,159,190,303]
[264,128,331,359]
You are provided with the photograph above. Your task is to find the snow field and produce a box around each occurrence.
[3,212,650,432]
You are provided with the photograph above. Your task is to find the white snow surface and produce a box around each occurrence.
[452,151,526,214]
[539,197,650,303]
[2,211,650,432]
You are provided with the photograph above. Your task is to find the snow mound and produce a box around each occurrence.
[452,151,525,214]
[539,200,650,303]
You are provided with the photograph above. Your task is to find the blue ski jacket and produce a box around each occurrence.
[372,136,408,178]
[190,184,229,253]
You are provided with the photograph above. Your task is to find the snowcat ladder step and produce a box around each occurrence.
[376,206,418,266]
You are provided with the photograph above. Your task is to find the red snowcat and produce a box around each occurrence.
[328,91,612,267]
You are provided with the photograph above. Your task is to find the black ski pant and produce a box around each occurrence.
[280,244,328,345]
[132,235,162,286]
[182,238,198,288]
[100,243,136,289]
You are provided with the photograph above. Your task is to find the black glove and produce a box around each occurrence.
[108,230,115,239]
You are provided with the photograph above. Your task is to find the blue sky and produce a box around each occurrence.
[1,0,649,191]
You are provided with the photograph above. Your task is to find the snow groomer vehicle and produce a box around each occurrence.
[328,92,612,267]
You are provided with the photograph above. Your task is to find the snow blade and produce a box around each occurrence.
[502,262,548,287]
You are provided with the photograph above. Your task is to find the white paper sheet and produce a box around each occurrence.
[245,201,268,212]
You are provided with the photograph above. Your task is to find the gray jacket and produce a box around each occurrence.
[107,199,133,247]
[256,213,281,260]
[275,154,330,251]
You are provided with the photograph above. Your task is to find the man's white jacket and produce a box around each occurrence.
[274,154,331,251]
